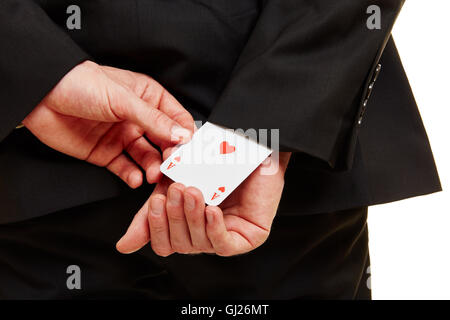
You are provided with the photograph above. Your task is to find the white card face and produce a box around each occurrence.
[160,122,272,206]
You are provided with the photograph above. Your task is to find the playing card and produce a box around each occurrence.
[160,121,273,206]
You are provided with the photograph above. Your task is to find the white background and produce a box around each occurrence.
[368,0,450,300]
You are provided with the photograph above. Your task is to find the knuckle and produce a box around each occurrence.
[186,211,202,225]
[156,88,168,107]
[175,248,190,255]
[124,136,142,154]
[152,245,173,257]
[108,95,128,120]
[253,231,270,247]
[193,242,213,253]
[152,108,169,127]
[166,210,185,223]
[175,112,194,128]
[171,241,191,254]
[211,241,231,256]
[80,60,101,73]
[186,112,194,124]
[215,248,233,257]
[148,220,167,236]
[150,220,167,234]
[185,186,202,198]
[141,74,155,84]
[142,83,163,106]
[260,233,270,245]
[149,109,171,130]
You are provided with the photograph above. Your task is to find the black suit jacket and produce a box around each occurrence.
[0,0,441,223]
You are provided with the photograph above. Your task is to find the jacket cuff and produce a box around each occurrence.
[208,0,404,170]
[0,0,90,141]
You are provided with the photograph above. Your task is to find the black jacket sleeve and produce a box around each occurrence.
[208,0,405,169]
[0,0,89,142]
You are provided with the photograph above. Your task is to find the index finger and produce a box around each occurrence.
[130,93,193,144]
[132,76,195,142]
[157,90,195,133]
[111,85,193,146]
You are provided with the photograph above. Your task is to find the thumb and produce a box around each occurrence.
[116,200,151,254]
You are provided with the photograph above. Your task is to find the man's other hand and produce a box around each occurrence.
[23,61,194,188]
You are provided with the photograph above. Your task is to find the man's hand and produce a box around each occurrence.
[23,61,194,188]
[116,152,291,256]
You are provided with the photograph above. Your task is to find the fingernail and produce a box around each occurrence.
[171,125,192,143]
[169,188,182,205]
[151,198,164,216]
[184,192,195,211]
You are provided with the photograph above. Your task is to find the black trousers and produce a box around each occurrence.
[0,186,371,300]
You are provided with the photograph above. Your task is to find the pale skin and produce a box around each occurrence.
[25,60,290,257]
[23,60,195,188]
[116,151,291,257]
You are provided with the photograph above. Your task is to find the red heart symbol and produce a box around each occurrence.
[220,141,235,154]
[218,187,225,193]
[174,156,181,162]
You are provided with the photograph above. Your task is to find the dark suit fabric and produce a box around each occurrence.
[0,186,370,300]
[0,0,440,299]
[0,0,440,223]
